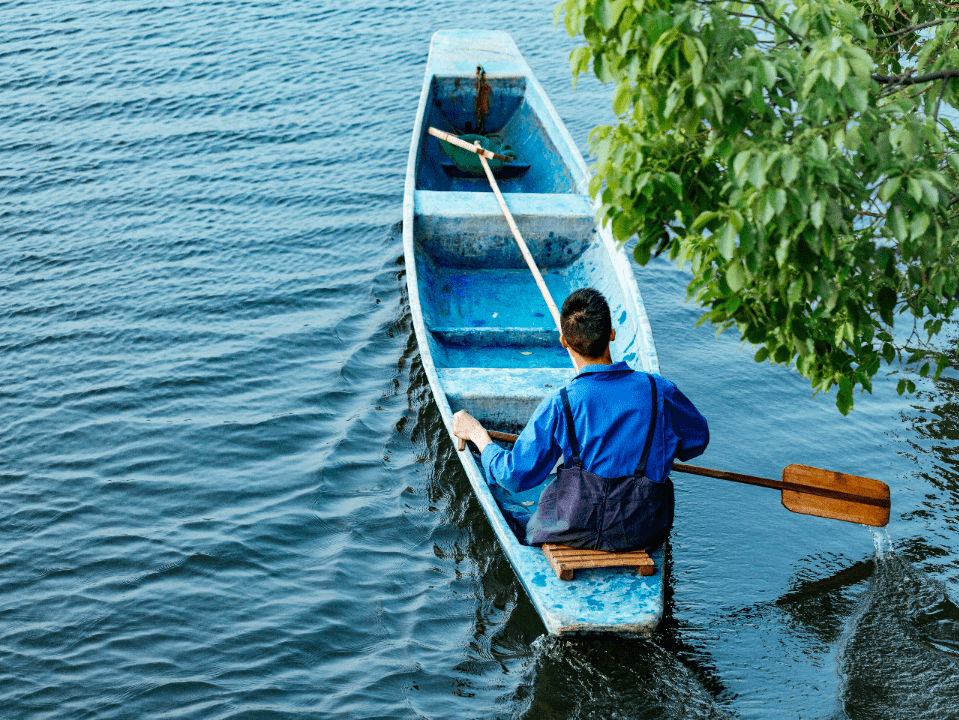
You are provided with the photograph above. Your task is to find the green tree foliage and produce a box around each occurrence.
[555,0,959,413]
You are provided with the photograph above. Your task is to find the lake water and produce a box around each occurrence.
[3,1,959,718]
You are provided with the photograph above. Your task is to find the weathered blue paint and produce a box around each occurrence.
[414,190,594,268]
[403,30,663,637]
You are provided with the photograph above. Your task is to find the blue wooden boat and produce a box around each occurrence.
[403,30,664,637]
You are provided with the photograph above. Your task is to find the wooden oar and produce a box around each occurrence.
[429,126,578,451]
[432,128,892,528]
[476,429,890,527]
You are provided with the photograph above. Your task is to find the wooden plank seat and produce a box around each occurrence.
[543,543,655,581]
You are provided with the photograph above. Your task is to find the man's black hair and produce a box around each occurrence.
[561,288,611,358]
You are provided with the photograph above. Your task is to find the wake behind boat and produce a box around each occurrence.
[403,30,665,637]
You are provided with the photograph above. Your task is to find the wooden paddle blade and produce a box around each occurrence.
[781,464,890,527]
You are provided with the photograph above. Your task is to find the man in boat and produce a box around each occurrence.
[452,287,709,552]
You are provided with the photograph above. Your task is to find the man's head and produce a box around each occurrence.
[561,288,612,359]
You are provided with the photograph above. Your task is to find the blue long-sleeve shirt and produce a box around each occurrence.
[480,362,709,493]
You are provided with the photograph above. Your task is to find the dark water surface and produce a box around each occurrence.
[3,1,959,718]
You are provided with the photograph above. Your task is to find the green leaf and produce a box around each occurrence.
[691,56,703,87]
[612,213,634,242]
[733,151,750,184]
[761,60,777,88]
[837,377,853,415]
[647,10,673,44]
[788,278,803,304]
[899,127,918,158]
[831,58,849,89]
[810,200,825,229]
[633,241,652,265]
[910,211,930,240]
[879,177,902,203]
[919,179,939,205]
[594,52,612,83]
[897,379,907,395]
[877,286,897,312]
[570,46,590,79]
[811,137,829,163]
[612,82,632,115]
[908,177,923,202]
[726,262,746,292]
[748,154,766,189]
[663,172,683,199]
[755,347,770,362]
[890,207,908,242]
[588,174,603,197]
[716,223,737,260]
[564,4,580,36]
[773,189,787,214]
[847,46,873,81]
[788,5,810,35]
[691,210,718,231]
[595,0,628,29]
[781,155,800,185]
[775,238,790,267]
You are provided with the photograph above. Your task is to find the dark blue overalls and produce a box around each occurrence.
[490,374,674,552]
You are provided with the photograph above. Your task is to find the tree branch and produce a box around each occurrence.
[872,69,959,86]
[935,77,949,121]
[875,18,954,38]
[754,0,808,45]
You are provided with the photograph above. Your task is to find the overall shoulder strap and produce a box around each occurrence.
[559,388,583,468]
[635,374,659,476]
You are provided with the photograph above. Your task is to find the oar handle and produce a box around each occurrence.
[458,428,513,452]
[428,127,513,162]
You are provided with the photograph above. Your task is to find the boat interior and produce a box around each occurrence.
[413,73,643,435]
[416,76,575,194]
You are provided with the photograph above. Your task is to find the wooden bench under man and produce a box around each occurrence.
[542,543,655,581]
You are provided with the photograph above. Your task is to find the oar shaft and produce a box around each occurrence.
[476,433,889,510]
[672,463,890,509]
[477,152,563,332]
[671,462,780,490]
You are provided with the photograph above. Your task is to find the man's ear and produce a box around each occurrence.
[560,335,569,349]
[610,328,616,342]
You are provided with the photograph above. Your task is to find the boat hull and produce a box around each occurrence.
[403,30,664,637]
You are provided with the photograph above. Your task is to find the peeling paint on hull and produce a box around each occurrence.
[403,30,664,638]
